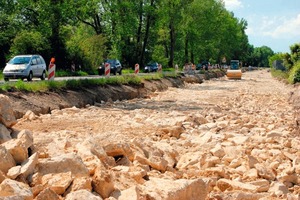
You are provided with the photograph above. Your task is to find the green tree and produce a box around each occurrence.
[290,43,300,64]
[0,0,18,67]
[251,46,274,67]
[10,30,50,56]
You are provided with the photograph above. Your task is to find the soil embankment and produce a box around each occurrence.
[4,72,223,119]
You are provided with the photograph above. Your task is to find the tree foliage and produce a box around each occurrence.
[0,0,278,71]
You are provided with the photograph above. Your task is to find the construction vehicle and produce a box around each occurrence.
[226,60,242,79]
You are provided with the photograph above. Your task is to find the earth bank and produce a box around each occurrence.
[5,73,212,119]
[1,69,300,199]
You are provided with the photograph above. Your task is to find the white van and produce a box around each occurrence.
[3,55,47,81]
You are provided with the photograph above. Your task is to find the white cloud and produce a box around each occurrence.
[223,0,243,10]
[263,14,300,38]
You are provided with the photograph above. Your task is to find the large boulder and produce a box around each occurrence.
[35,188,62,200]
[92,165,115,199]
[0,179,33,200]
[7,152,39,180]
[0,145,16,174]
[36,153,89,177]
[65,189,103,200]
[0,123,12,144]
[2,129,33,164]
[41,172,73,195]
[0,94,17,128]
[2,139,29,164]
[142,178,207,200]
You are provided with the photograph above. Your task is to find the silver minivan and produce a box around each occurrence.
[3,55,47,81]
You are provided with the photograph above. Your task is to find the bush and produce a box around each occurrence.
[10,30,49,55]
[288,61,300,84]
[271,68,289,81]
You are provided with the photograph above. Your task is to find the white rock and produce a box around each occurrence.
[35,187,61,200]
[66,189,103,200]
[41,172,73,195]
[0,123,11,144]
[36,153,89,177]
[7,165,21,179]
[176,152,200,170]
[231,135,250,145]
[255,163,276,181]
[2,139,28,164]
[111,186,141,200]
[142,178,207,200]
[216,178,259,192]
[243,168,258,180]
[23,110,38,121]
[20,152,39,179]
[0,179,33,199]
[249,179,270,192]
[0,145,16,173]
[0,95,17,128]
[210,145,225,158]
[268,181,289,197]
[92,166,115,199]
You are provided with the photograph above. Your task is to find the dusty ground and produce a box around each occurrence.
[11,69,300,198]
[14,69,295,140]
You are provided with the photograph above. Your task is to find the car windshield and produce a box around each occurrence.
[147,62,157,66]
[104,59,115,65]
[8,56,31,65]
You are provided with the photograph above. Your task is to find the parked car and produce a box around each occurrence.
[3,55,47,81]
[98,59,122,75]
[144,62,158,73]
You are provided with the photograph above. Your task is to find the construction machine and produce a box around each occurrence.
[226,60,242,79]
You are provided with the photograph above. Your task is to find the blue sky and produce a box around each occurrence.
[223,0,300,53]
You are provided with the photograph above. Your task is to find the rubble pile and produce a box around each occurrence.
[1,70,300,199]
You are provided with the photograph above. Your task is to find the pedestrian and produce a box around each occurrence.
[175,64,179,72]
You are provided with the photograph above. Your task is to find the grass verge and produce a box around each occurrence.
[270,68,289,82]
[0,72,178,92]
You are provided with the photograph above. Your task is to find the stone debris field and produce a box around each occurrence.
[1,69,300,200]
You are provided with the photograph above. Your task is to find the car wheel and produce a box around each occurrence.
[40,70,46,80]
[113,70,117,75]
[119,69,122,75]
[27,71,33,81]
[4,78,9,82]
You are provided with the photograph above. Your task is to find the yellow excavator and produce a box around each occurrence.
[226,60,242,79]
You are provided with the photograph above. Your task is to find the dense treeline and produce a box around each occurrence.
[0,0,275,72]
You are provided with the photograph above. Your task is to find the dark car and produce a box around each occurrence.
[98,59,122,75]
[144,62,158,73]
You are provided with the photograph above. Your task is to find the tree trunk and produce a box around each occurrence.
[185,36,189,63]
[168,20,175,68]
[136,0,143,63]
[139,0,155,66]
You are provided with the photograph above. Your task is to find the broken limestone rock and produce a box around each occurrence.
[36,153,89,177]
[0,145,16,174]
[0,94,17,128]
[142,178,207,200]
[0,123,12,144]
[65,189,103,200]
[92,165,115,199]
[35,188,62,200]
[0,179,33,200]
[41,172,73,195]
